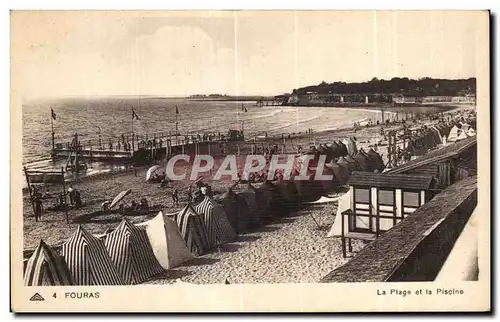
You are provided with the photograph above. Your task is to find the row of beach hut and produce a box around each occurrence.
[23,138,387,286]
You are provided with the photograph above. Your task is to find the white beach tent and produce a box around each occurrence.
[467,128,476,136]
[136,212,194,270]
[456,130,469,141]
[447,125,460,142]
[327,191,351,237]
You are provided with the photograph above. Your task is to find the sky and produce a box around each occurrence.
[11,11,484,99]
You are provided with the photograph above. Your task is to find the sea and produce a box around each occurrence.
[21,96,397,182]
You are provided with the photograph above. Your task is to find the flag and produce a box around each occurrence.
[132,109,140,120]
[175,105,180,115]
[51,108,57,120]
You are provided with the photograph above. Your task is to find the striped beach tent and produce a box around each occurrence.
[60,225,124,285]
[326,161,350,185]
[367,148,384,172]
[194,196,237,248]
[354,149,372,172]
[105,219,164,284]
[336,140,349,156]
[345,154,362,171]
[136,212,194,269]
[237,183,262,227]
[216,188,252,233]
[24,240,74,286]
[175,204,209,256]
[274,180,300,209]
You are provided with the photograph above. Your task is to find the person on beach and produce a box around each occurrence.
[33,193,43,221]
[68,186,75,205]
[187,185,192,202]
[172,189,179,206]
[74,189,82,208]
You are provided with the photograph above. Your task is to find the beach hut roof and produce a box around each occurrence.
[24,240,74,286]
[105,219,164,284]
[136,212,193,270]
[321,175,477,283]
[60,225,124,285]
[348,172,435,190]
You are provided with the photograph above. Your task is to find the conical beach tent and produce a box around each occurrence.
[310,165,337,194]
[24,240,74,286]
[274,180,300,209]
[337,156,353,173]
[217,188,252,233]
[105,219,164,284]
[237,183,262,227]
[329,141,344,158]
[256,180,283,220]
[456,130,468,141]
[174,204,209,256]
[345,154,362,171]
[354,149,372,172]
[336,140,348,156]
[367,148,384,172]
[447,125,460,142]
[326,161,350,185]
[60,225,124,285]
[136,212,194,269]
[342,137,358,156]
[194,196,237,248]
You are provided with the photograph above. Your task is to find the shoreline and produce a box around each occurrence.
[21,103,467,190]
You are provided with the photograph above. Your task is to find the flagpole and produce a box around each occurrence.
[50,110,55,156]
[175,106,178,146]
[131,107,135,151]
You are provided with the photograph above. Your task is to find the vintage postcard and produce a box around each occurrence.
[10,10,490,312]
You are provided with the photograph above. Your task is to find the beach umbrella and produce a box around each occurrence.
[110,189,132,209]
[146,165,162,181]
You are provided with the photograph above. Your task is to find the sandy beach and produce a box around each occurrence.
[21,104,472,284]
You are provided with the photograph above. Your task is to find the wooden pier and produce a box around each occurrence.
[51,129,246,169]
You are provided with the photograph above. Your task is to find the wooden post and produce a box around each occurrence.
[23,167,37,221]
[74,133,79,173]
[341,210,346,258]
[388,134,392,167]
[61,167,69,224]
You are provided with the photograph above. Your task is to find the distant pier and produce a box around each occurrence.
[51,129,245,169]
